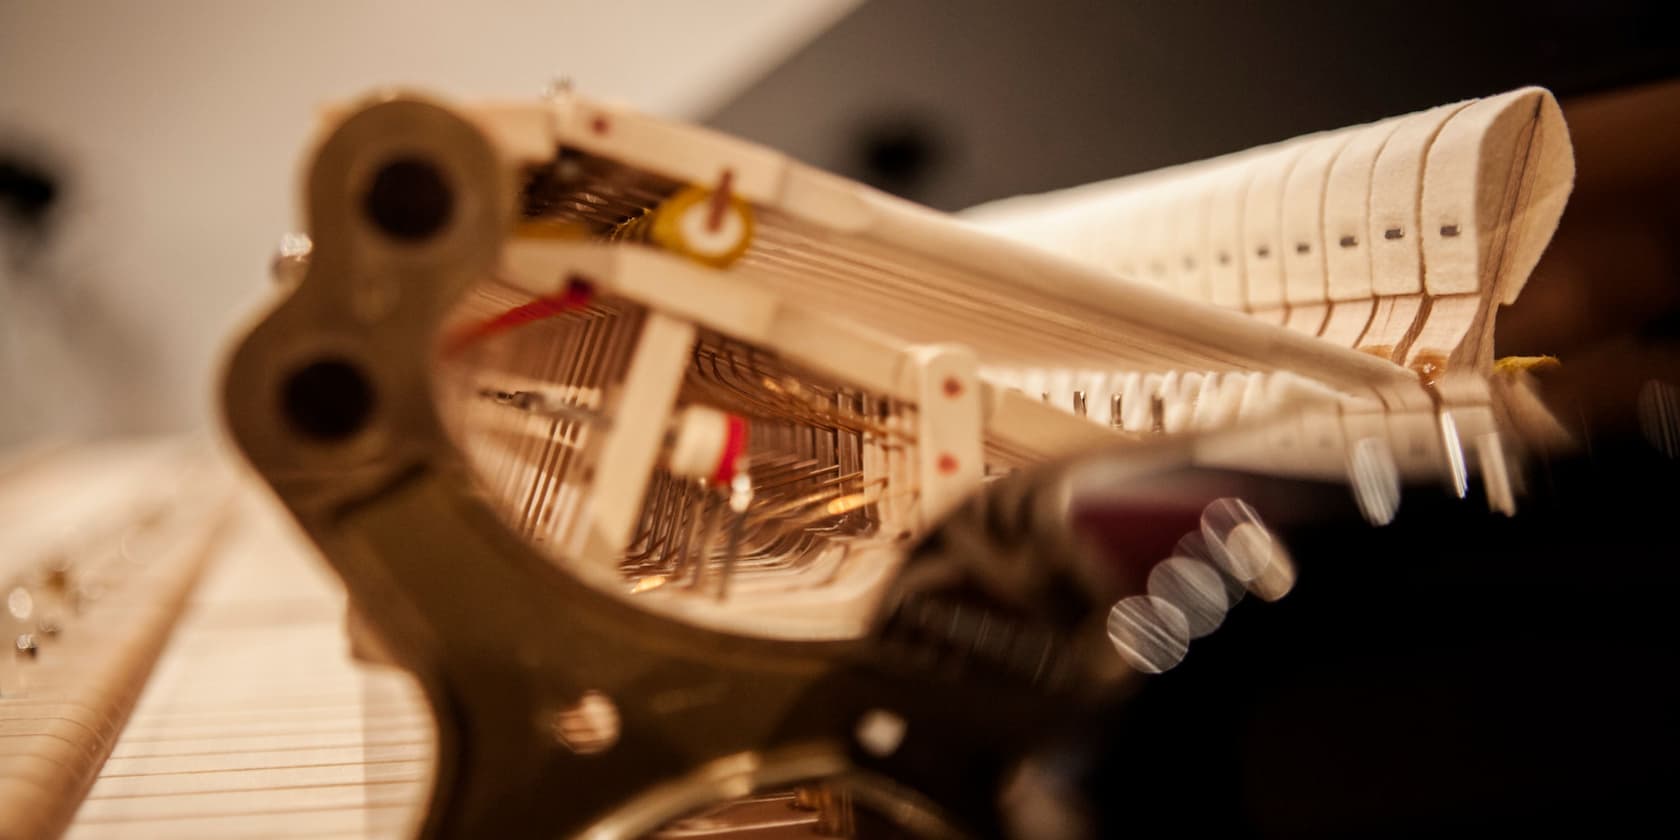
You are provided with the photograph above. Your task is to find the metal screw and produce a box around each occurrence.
[855,708,907,757]
[550,690,620,755]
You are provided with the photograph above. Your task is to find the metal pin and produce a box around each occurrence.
[1072,390,1087,417]
[1436,411,1469,498]
[1476,431,1516,515]
[718,473,753,601]
[1150,393,1165,433]
[1110,393,1124,430]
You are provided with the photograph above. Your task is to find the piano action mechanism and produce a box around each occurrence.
[212,83,1575,837]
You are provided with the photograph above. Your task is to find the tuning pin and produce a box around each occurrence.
[717,498,749,602]
[1072,391,1087,418]
[1110,393,1124,430]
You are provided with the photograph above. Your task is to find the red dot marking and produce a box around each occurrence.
[591,115,610,135]
[937,453,959,475]
[942,377,964,398]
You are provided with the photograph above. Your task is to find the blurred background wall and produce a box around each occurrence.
[2,0,1675,449]
[0,0,858,446]
[709,0,1679,211]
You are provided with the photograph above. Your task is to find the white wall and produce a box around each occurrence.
[0,0,856,445]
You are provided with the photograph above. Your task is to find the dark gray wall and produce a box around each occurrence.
[707,0,1680,210]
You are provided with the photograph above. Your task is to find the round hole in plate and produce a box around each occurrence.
[364,156,453,241]
[281,358,375,442]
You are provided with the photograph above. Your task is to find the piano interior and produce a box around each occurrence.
[2,8,1678,839]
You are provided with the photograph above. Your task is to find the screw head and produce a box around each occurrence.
[855,708,907,757]
[550,690,620,755]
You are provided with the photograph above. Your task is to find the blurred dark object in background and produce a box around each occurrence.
[0,144,63,267]
[1074,434,1680,835]
[0,154,58,232]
